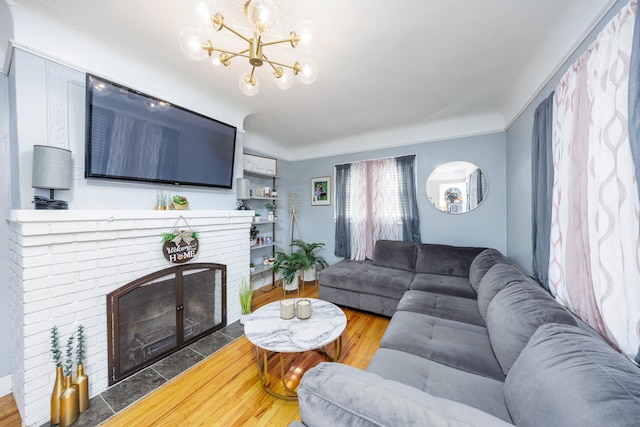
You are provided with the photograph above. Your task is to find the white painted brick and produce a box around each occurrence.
[24,254,70,271]
[20,245,50,257]
[25,273,76,292]
[50,221,99,234]
[79,231,119,242]
[21,266,50,281]
[119,261,150,274]
[23,286,49,301]
[52,259,98,275]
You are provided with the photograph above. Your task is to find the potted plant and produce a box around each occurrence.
[291,239,329,282]
[239,278,253,324]
[172,195,189,210]
[271,251,310,292]
[265,201,277,221]
[250,262,256,273]
[250,225,259,247]
[254,213,262,222]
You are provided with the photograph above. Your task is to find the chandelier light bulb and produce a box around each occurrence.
[293,20,317,54]
[246,0,278,34]
[179,27,211,61]
[239,73,260,96]
[295,58,319,85]
[192,0,219,30]
[274,68,294,90]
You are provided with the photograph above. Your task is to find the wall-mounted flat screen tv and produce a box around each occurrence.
[85,74,237,189]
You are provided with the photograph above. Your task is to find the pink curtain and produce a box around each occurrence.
[350,158,399,260]
[549,0,640,358]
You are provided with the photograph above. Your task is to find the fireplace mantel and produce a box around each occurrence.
[7,209,253,426]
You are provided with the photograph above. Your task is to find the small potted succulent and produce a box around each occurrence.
[172,195,189,210]
[250,262,256,273]
[254,213,261,222]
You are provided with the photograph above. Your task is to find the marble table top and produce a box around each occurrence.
[244,298,347,353]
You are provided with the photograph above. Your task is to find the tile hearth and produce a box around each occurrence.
[41,322,245,427]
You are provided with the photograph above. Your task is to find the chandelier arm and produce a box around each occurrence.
[219,22,253,44]
[260,38,297,48]
[262,53,296,71]
[210,47,250,58]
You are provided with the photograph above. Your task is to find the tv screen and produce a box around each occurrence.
[85,74,237,189]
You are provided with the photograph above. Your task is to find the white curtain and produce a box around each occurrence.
[350,158,400,260]
[549,0,640,358]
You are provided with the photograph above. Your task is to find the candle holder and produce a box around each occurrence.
[280,299,295,319]
[296,299,312,319]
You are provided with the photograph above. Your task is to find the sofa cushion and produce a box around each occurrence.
[319,259,414,300]
[380,311,504,381]
[504,323,640,427]
[485,281,579,375]
[477,263,531,320]
[367,348,513,423]
[397,290,485,326]
[469,248,509,292]
[414,243,485,276]
[372,240,417,272]
[409,273,477,299]
[297,362,513,427]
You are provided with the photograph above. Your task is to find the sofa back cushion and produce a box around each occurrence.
[477,263,531,320]
[469,248,509,291]
[414,244,485,276]
[504,323,640,427]
[373,240,417,272]
[486,280,578,375]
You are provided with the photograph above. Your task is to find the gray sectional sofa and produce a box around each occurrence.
[293,240,640,426]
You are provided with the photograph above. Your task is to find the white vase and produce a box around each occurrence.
[303,266,316,282]
[240,313,250,324]
[283,278,299,291]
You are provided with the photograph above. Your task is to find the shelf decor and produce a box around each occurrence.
[243,154,277,176]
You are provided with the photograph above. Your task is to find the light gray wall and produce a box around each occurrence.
[0,71,10,379]
[505,0,629,273]
[288,133,507,266]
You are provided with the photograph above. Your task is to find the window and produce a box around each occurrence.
[335,155,421,260]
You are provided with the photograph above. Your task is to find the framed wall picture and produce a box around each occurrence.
[311,176,331,206]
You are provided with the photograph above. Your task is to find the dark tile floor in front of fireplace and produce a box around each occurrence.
[41,321,245,427]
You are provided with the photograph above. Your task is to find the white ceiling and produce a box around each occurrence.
[5,0,616,160]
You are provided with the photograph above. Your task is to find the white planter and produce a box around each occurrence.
[303,266,316,282]
[283,275,299,291]
[254,216,261,222]
[240,313,251,324]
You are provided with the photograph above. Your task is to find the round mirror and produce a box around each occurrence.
[426,161,488,214]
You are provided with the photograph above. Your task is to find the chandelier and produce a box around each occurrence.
[179,0,318,96]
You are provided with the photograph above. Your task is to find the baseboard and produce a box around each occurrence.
[0,374,11,397]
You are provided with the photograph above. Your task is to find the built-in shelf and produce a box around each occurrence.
[250,243,275,250]
[250,196,279,200]
[252,220,276,225]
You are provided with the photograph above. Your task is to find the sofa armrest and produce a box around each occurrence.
[297,362,514,427]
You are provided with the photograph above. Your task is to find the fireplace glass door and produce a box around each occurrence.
[107,263,226,385]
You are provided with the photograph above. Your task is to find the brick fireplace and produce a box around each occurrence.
[7,209,252,427]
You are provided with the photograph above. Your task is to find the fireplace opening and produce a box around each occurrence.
[107,263,226,385]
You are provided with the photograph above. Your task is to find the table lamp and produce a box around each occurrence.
[236,178,251,210]
[32,145,72,209]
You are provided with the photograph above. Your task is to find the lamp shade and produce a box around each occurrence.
[32,145,72,190]
[236,178,251,199]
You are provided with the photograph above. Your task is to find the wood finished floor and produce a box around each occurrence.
[0,283,389,426]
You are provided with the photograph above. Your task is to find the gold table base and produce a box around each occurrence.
[255,335,343,400]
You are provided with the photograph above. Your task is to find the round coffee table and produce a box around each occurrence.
[244,298,347,399]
